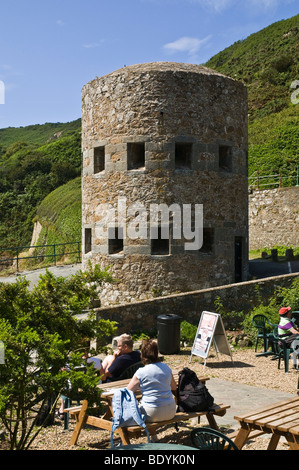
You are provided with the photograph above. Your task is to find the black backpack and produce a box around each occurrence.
[177,367,214,412]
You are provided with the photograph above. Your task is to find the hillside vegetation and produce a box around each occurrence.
[205,14,299,184]
[0,121,81,249]
[0,15,298,252]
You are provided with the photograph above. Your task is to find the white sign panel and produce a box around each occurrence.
[190,311,233,366]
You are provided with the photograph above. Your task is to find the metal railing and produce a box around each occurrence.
[249,166,299,191]
[0,241,81,273]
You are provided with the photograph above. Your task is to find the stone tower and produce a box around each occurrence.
[81,62,248,305]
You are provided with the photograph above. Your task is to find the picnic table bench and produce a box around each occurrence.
[64,373,230,447]
[233,396,299,450]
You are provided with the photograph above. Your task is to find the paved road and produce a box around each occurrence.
[0,259,298,289]
[0,263,83,289]
[249,259,299,279]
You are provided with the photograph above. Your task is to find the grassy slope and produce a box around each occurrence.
[0,119,81,154]
[205,14,299,184]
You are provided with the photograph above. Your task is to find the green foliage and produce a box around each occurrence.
[180,321,197,345]
[0,125,81,248]
[214,296,245,329]
[25,178,82,265]
[0,263,117,450]
[0,120,81,156]
[205,14,299,185]
[206,15,299,120]
[242,278,299,342]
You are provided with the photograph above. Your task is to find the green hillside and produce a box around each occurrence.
[205,14,299,185]
[0,122,81,248]
[206,15,299,120]
[0,119,81,155]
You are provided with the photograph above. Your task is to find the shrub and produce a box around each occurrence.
[0,263,117,450]
[180,321,197,345]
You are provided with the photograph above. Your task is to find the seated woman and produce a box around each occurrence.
[127,339,177,442]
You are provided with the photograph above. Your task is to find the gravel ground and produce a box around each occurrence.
[27,346,299,451]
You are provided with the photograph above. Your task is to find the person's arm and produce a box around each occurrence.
[126,375,140,393]
[289,326,299,334]
[170,373,177,392]
[100,350,121,381]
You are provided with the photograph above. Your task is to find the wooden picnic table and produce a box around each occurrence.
[233,396,299,450]
[65,372,230,446]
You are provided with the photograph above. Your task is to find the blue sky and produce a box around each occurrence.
[0,0,298,129]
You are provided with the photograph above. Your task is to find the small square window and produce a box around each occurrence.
[85,228,92,254]
[219,145,232,172]
[94,146,105,173]
[151,226,169,255]
[175,143,192,169]
[108,227,124,254]
[200,228,214,253]
[127,143,145,170]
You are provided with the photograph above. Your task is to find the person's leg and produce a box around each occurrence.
[291,338,299,369]
[139,401,177,442]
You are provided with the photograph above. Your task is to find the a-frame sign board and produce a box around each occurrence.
[190,311,233,367]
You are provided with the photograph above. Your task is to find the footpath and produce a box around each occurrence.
[0,263,83,289]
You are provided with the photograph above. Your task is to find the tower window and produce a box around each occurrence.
[94,146,105,173]
[85,228,92,253]
[219,145,232,172]
[108,227,124,254]
[200,228,214,253]
[127,143,145,169]
[175,142,192,169]
[151,226,169,255]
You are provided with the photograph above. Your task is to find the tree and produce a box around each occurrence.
[0,263,117,450]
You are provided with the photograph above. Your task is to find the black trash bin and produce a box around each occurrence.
[157,314,182,355]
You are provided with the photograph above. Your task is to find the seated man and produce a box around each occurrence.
[278,306,299,369]
[100,334,141,382]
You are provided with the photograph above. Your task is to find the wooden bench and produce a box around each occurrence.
[64,373,230,446]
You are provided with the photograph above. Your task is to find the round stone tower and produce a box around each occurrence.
[81,62,248,305]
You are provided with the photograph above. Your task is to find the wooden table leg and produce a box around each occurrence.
[206,412,219,430]
[285,433,299,450]
[267,432,281,450]
[117,427,131,446]
[69,400,88,446]
[233,426,251,450]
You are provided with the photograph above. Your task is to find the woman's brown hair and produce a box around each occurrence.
[141,339,159,365]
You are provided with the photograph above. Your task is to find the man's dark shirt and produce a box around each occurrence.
[108,350,141,380]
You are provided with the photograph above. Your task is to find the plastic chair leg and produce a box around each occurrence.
[285,349,293,373]
[63,397,71,430]
[278,349,291,373]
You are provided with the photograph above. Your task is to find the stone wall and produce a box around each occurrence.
[96,272,298,333]
[249,187,299,250]
[82,62,248,305]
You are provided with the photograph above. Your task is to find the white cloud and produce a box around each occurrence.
[188,0,234,12]
[82,41,105,49]
[0,64,12,71]
[163,36,212,58]
[56,19,65,26]
[188,0,293,12]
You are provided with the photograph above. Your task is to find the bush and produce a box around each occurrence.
[242,278,299,343]
[180,321,197,345]
[0,263,117,450]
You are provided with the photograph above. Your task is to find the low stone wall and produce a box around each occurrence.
[249,187,299,250]
[97,272,298,333]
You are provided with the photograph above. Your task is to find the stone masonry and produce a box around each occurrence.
[81,62,248,305]
[249,187,299,250]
